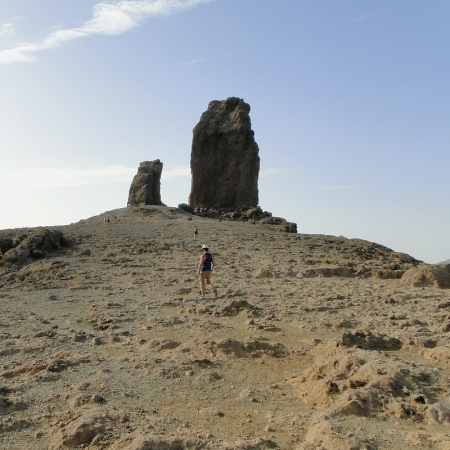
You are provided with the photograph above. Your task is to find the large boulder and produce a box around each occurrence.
[401,264,450,288]
[0,228,70,266]
[127,160,163,206]
[188,97,260,209]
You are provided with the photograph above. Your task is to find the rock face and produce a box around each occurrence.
[188,97,260,209]
[127,160,163,206]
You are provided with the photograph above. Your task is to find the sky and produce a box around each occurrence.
[0,0,449,264]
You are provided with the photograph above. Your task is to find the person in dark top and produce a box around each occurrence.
[197,244,217,298]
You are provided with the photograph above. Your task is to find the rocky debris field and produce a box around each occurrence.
[1,205,450,449]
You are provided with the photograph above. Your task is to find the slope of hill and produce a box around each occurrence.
[0,205,450,449]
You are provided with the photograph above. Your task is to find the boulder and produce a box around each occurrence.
[0,236,14,254]
[245,206,262,219]
[340,330,402,351]
[58,410,112,447]
[127,160,163,206]
[188,97,260,209]
[401,264,450,288]
[428,401,450,425]
[283,222,297,233]
[1,229,70,266]
[177,203,194,214]
[261,217,284,225]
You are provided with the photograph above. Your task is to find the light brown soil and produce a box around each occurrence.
[1,205,450,449]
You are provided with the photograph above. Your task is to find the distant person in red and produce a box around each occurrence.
[194,226,199,240]
[197,244,217,298]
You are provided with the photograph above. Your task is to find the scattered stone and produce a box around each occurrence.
[147,338,181,351]
[92,337,102,346]
[91,394,105,403]
[198,407,224,417]
[178,203,194,213]
[220,300,262,316]
[214,338,289,358]
[283,222,297,233]
[428,401,450,425]
[59,411,112,448]
[340,330,403,351]
[255,270,274,279]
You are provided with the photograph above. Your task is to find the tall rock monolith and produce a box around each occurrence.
[127,160,163,206]
[188,97,260,210]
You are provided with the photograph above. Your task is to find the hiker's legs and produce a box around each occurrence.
[205,272,217,297]
[200,272,214,296]
[207,272,218,297]
[199,272,207,295]
[205,271,213,290]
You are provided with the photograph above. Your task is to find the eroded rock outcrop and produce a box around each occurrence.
[292,339,443,424]
[401,264,450,288]
[127,160,163,206]
[0,228,70,266]
[188,97,260,210]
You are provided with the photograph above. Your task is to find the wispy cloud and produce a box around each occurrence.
[351,12,373,22]
[322,185,353,190]
[184,57,214,66]
[0,165,190,188]
[0,0,216,64]
[0,23,15,37]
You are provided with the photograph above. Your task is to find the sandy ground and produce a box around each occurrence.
[1,205,450,449]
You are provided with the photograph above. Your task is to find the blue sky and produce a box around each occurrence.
[0,0,449,263]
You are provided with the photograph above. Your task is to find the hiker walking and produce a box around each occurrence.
[194,226,199,240]
[197,244,217,298]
